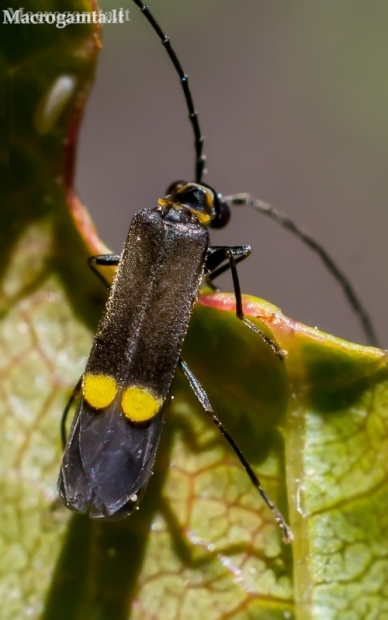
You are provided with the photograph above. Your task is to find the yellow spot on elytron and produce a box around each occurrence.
[83,374,118,409]
[121,386,162,422]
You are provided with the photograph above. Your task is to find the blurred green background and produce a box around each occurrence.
[76,0,388,347]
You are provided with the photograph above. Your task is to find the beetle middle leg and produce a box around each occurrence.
[87,254,121,289]
[61,376,82,448]
[205,246,285,359]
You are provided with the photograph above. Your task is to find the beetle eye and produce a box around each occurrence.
[210,199,231,229]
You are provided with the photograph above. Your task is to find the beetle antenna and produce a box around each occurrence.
[224,193,379,347]
[132,0,206,184]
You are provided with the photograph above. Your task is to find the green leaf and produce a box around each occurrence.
[194,293,388,619]
[3,1,388,619]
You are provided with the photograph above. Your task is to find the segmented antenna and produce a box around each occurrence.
[131,0,206,183]
[131,2,378,348]
[224,193,379,347]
